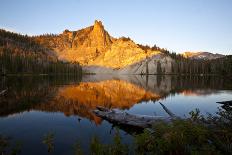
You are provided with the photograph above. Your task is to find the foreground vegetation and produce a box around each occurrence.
[85,107,232,155]
[1,105,231,155]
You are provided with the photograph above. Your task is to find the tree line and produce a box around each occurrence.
[0,29,82,75]
[169,54,232,75]
[138,43,232,75]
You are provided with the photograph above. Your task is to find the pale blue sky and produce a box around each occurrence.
[1,0,232,54]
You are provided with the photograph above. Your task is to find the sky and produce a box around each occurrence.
[0,0,232,55]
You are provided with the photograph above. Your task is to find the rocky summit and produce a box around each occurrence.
[34,20,173,74]
[34,20,113,64]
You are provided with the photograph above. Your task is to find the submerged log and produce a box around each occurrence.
[159,102,177,118]
[93,102,178,128]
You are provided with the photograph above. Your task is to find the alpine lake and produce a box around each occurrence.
[0,75,232,155]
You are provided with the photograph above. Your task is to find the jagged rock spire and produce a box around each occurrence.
[94,20,104,28]
[91,20,112,48]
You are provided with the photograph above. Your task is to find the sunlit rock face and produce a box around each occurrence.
[34,20,174,73]
[88,38,161,69]
[35,20,113,65]
[91,20,113,49]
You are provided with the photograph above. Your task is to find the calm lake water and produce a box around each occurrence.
[0,75,232,154]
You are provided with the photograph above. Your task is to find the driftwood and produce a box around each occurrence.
[93,102,178,128]
[0,89,7,96]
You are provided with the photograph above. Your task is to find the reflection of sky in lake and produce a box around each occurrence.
[127,90,232,117]
[0,111,133,155]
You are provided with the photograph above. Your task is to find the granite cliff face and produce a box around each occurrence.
[35,20,174,74]
[35,20,113,64]
[118,54,173,74]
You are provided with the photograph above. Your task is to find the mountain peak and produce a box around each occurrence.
[34,21,164,69]
[91,20,112,49]
[94,20,103,27]
[93,20,104,32]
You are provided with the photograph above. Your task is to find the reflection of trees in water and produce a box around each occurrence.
[139,75,232,98]
[0,76,81,116]
[178,75,228,89]
[169,75,232,95]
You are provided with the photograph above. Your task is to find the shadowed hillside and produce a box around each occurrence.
[0,29,82,75]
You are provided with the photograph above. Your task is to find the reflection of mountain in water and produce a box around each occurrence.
[33,80,160,124]
[0,75,231,124]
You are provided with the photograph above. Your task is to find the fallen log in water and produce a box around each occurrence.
[93,102,178,128]
[0,89,7,96]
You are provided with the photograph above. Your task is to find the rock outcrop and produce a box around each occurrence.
[34,20,174,74]
[118,53,174,74]
[83,53,174,75]
[35,20,114,64]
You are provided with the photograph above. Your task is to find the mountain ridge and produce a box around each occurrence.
[182,51,224,60]
[34,20,165,70]
[33,20,226,74]
[1,20,231,75]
